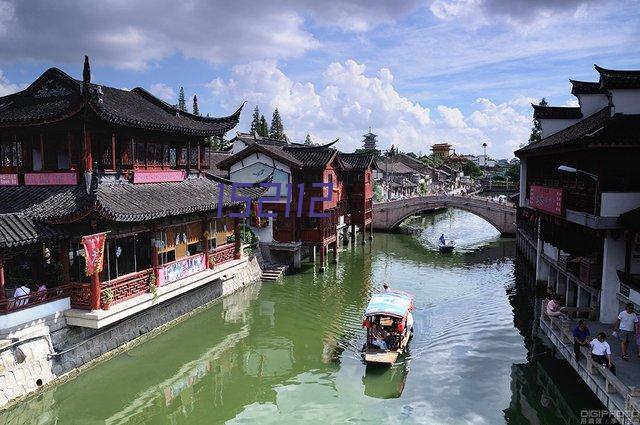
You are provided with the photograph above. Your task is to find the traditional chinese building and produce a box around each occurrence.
[515,65,640,324]
[430,143,452,158]
[362,129,378,151]
[217,133,376,271]
[0,57,260,329]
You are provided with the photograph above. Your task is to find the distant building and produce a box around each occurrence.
[362,130,378,150]
[431,143,452,158]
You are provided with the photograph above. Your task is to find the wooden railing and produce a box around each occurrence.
[212,243,235,268]
[0,284,73,315]
[70,270,152,310]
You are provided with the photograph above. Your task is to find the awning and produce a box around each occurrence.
[365,290,414,318]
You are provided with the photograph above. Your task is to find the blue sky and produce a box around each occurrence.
[0,0,639,158]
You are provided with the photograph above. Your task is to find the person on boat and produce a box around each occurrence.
[439,234,446,245]
[383,282,390,292]
[371,324,389,351]
[590,332,616,375]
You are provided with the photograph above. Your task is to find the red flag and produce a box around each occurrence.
[82,232,107,276]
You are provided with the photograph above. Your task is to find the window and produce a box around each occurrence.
[301,217,318,230]
[0,136,23,169]
[135,140,146,165]
[100,233,152,281]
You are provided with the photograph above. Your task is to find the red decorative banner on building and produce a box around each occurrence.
[529,185,564,216]
[24,172,77,186]
[132,170,185,184]
[82,232,107,276]
[0,174,19,186]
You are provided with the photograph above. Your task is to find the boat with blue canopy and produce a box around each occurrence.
[362,290,414,365]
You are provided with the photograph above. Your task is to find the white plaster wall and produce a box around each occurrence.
[540,118,581,138]
[232,139,249,154]
[519,159,527,208]
[610,89,640,114]
[578,94,609,117]
[600,192,640,217]
[0,298,70,330]
[600,233,626,323]
[229,154,292,198]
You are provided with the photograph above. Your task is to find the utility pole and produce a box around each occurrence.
[482,142,488,192]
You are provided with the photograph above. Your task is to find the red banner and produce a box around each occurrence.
[82,233,107,276]
[529,185,564,216]
[0,174,19,186]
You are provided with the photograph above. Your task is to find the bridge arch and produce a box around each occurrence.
[372,196,516,236]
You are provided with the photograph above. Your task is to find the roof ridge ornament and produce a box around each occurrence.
[82,55,91,94]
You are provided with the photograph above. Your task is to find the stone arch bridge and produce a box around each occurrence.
[373,195,516,236]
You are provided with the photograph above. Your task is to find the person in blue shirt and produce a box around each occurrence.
[573,319,591,361]
[439,234,446,245]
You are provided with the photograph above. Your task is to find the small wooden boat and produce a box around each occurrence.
[438,239,455,253]
[362,290,414,366]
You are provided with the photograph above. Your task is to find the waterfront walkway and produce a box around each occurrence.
[539,303,640,424]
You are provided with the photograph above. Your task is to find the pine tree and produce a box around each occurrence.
[269,108,286,140]
[304,134,312,145]
[178,87,187,112]
[258,115,269,137]
[528,97,548,144]
[192,95,200,116]
[250,106,261,134]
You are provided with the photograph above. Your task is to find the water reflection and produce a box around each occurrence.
[0,210,606,424]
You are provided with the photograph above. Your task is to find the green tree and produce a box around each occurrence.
[178,86,187,112]
[461,159,483,179]
[528,97,548,144]
[258,115,269,137]
[208,135,231,151]
[422,154,443,168]
[269,108,286,140]
[304,134,312,145]
[192,94,200,116]
[250,106,261,134]
[505,163,520,182]
[406,152,417,159]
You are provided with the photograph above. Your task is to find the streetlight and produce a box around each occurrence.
[482,142,489,191]
[557,165,599,215]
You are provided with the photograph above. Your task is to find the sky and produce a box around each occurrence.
[0,0,639,159]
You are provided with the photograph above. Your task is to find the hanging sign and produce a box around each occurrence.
[529,185,564,216]
[133,170,185,184]
[24,171,77,186]
[0,174,19,186]
[82,232,107,276]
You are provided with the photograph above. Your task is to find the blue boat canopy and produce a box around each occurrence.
[365,290,413,318]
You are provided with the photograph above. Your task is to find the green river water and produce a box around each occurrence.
[1,210,605,424]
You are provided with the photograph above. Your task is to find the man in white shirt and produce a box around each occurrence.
[613,303,638,360]
[590,332,616,375]
[13,285,31,307]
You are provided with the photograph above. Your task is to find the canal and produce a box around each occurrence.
[2,210,605,424]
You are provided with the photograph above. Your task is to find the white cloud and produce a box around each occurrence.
[437,105,466,128]
[0,70,23,96]
[209,60,529,158]
[149,83,175,103]
[564,98,579,107]
[0,0,416,69]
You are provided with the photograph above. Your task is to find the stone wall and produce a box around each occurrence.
[0,255,262,410]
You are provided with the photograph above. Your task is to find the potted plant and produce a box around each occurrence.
[148,273,158,300]
[101,288,114,310]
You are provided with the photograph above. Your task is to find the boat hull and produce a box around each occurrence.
[363,329,412,366]
[438,245,454,253]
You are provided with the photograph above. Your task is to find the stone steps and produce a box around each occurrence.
[261,264,288,281]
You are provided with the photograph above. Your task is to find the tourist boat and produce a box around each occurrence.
[438,239,455,253]
[362,290,414,366]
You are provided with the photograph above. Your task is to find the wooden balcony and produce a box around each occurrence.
[70,269,153,310]
[1,284,73,315]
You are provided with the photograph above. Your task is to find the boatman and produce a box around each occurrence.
[383,282,390,292]
[439,234,446,245]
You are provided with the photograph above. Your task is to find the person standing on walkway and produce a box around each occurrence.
[573,320,590,361]
[613,303,638,360]
[590,332,616,375]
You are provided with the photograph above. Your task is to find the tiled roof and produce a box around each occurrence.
[377,161,419,175]
[532,105,583,119]
[338,152,375,171]
[514,107,640,156]
[94,175,262,222]
[0,67,242,136]
[0,213,68,248]
[596,65,640,89]
[570,80,608,95]
[233,132,288,147]
[205,150,232,177]
[283,146,337,168]
[0,184,91,222]
[217,142,303,170]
